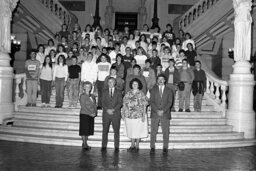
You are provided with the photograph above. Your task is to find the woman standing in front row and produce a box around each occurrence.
[122,78,148,152]
[79,81,97,150]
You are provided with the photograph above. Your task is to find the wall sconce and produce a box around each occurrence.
[10,34,21,67]
[228,48,234,59]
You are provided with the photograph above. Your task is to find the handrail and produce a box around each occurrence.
[197,55,228,117]
[39,0,78,28]
[179,0,220,30]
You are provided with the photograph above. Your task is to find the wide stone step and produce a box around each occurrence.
[14,111,223,123]
[36,96,207,104]
[0,132,254,149]
[17,105,216,114]
[13,118,227,130]
[0,126,244,141]
[12,124,233,133]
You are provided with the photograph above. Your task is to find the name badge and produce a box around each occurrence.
[98,65,109,72]
[28,65,36,71]
[143,71,149,77]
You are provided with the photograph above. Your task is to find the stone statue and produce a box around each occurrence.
[138,0,147,30]
[104,0,115,29]
[233,0,252,61]
[0,0,18,53]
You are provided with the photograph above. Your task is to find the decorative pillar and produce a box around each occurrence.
[138,0,147,30]
[0,0,19,124]
[104,0,114,29]
[92,0,101,28]
[226,0,255,138]
[151,0,159,29]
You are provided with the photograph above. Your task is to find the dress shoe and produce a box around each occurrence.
[83,146,91,151]
[127,146,135,152]
[26,103,31,107]
[185,109,191,112]
[101,147,107,152]
[163,148,168,154]
[114,148,119,152]
[150,148,155,154]
[32,103,36,107]
[178,108,183,112]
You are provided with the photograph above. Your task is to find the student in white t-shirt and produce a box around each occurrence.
[134,47,148,68]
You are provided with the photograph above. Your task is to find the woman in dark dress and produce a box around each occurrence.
[79,81,97,150]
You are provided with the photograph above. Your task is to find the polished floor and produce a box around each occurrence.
[0,140,255,171]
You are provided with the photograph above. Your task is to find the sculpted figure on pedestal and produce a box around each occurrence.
[0,0,19,53]
[138,0,147,30]
[233,0,252,61]
[104,0,115,29]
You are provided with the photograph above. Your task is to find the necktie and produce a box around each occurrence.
[110,88,113,98]
[160,86,163,98]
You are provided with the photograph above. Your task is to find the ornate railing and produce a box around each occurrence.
[14,73,27,111]
[198,56,228,117]
[39,0,78,27]
[179,0,220,29]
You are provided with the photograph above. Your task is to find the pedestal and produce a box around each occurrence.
[0,52,14,124]
[226,61,255,138]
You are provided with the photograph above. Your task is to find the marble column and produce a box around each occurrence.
[226,0,255,139]
[0,0,19,124]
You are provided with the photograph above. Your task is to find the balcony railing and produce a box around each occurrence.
[179,0,220,30]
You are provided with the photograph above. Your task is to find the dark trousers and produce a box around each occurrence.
[102,113,121,148]
[167,83,176,110]
[40,79,52,104]
[97,80,104,107]
[55,77,65,107]
[150,117,170,149]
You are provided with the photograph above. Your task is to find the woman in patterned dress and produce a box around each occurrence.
[122,78,148,152]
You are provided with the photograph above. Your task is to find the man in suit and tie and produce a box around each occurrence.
[149,74,174,154]
[101,77,123,152]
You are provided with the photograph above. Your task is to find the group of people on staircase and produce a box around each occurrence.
[24,23,207,152]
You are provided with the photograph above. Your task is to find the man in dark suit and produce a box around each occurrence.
[149,74,174,154]
[101,77,123,152]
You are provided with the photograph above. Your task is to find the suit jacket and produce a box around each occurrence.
[102,88,123,118]
[79,93,97,116]
[150,85,174,120]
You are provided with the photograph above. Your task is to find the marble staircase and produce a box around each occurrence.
[0,90,255,149]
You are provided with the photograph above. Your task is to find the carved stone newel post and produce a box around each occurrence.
[0,0,19,124]
[227,0,255,138]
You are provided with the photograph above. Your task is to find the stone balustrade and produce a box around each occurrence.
[205,71,228,117]
[179,0,220,29]
[14,73,27,111]
[40,0,71,25]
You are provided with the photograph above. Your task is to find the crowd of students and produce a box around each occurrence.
[24,23,207,152]
[25,23,206,110]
